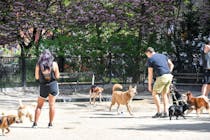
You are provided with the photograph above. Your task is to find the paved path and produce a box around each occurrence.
[0,89,210,140]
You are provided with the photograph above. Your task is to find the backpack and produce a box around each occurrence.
[41,65,52,81]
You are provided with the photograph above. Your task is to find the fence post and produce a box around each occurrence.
[108,52,112,83]
[92,74,95,85]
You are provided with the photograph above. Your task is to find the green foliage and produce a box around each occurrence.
[40,35,73,57]
[1,0,209,85]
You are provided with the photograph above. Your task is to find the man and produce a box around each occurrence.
[201,40,210,96]
[145,47,174,118]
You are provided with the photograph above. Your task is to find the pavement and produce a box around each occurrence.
[0,86,210,140]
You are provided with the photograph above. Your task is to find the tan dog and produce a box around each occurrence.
[0,115,19,136]
[89,85,104,104]
[109,84,137,115]
[17,100,36,123]
[186,91,210,116]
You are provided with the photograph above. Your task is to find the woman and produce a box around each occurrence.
[32,49,60,128]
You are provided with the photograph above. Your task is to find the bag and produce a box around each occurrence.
[41,66,52,81]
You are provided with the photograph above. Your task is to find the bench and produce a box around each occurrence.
[58,72,95,93]
[173,72,203,85]
[142,73,204,88]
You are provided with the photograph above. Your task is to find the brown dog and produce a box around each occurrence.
[0,115,19,136]
[186,91,210,116]
[89,85,104,104]
[17,100,36,123]
[109,84,137,115]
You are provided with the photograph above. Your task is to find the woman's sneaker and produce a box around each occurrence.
[32,122,37,128]
[152,113,162,118]
[48,123,53,129]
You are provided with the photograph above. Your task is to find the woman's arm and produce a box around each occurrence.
[35,64,40,80]
[53,62,60,79]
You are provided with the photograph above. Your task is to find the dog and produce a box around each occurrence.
[168,84,190,120]
[0,115,19,136]
[89,85,104,104]
[17,99,36,123]
[170,84,186,106]
[109,84,137,115]
[186,91,210,116]
[168,104,190,120]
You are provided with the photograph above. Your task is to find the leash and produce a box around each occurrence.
[171,91,179,105]
[170,84,186,105]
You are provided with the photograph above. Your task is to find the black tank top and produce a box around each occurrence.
[39,68,56,84]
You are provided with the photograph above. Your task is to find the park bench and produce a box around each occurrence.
[173,72,203,85]
[143,72,203,90]
[58,72,95,93]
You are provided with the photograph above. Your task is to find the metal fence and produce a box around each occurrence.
[0,56,147,88]
[0,57,37,88]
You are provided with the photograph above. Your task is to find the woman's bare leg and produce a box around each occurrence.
[34,97,45,123]
[48,94,56,124]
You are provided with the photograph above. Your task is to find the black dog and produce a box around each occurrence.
[169,104,190,120]
[170,84,186,106]
[169,84,190,120]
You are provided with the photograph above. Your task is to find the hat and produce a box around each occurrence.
[145,47,155,53]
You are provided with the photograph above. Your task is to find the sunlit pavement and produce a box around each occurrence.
[0,89,210,140]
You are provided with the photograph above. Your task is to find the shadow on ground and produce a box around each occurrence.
[115,122,210,132]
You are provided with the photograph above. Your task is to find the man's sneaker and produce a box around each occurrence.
[48,123,53,129]
[152,113,162,118]
[161,112,168,118]
[32,122,37,128]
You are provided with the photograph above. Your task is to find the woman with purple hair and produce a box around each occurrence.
[32,49,60,128]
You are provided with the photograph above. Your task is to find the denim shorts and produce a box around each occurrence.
[40,81,59,98]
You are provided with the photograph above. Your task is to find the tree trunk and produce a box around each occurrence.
[132,27,143,83]
[58,56,65,72]
[20,44,26,87]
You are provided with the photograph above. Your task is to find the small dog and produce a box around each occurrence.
[169,84,190,120]
[17,100,36,123]
[0,115,19,136]
[169,104,190,120]
[109,84,137,115]
[89,85,104,104]
[186,91,210,115]
[170,84,186,106]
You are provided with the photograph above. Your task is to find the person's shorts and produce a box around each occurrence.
[203,70,210,84]
[153,74,173,94]
[40,81,59,98]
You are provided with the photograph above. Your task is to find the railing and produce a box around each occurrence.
[0,57,37,88]
[0,56,205,89]
[0,56,146,88]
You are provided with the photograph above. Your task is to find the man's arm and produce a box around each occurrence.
[168,59,174,73]
[148,67,153,93]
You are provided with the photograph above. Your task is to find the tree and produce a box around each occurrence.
[0,0,66,86]
[198,0,210,34]
[169,0,210,73]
